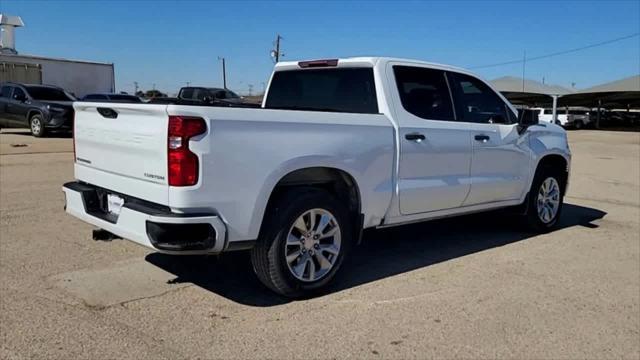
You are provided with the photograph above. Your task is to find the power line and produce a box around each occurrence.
[470,32,640,69]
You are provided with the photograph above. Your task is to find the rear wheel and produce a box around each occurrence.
[29,114,46,137]
[524,165,564,232]
[251,188,352,297]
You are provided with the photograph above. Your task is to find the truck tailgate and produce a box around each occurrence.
[73,103,170,205]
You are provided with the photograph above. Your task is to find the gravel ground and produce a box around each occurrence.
[0,128,638,359]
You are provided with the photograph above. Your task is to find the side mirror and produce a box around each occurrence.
[518,110,539,127]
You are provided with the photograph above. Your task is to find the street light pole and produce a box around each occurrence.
[522,50,526,92]
[218,57,227,89]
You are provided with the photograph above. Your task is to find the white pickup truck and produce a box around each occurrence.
[534,107,592,129]
[63,57,571,297]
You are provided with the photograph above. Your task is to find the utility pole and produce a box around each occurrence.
[270,34,283,63]
[186,81,191,87]
[133,81,139,94]
[521,50,526,92]
[248,84,253,96]
[218,56,227,89]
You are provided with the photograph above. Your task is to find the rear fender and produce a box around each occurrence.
[248,155,363,239]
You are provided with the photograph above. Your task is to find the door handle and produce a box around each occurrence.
[474,134,490,142]
[405,133,426,142]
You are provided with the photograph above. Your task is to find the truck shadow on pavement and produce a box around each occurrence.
[145,203,606,306]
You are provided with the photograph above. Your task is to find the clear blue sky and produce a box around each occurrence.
[2,0,639,95]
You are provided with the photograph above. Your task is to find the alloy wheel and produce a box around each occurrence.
[31,117,42,135]
[537,177,560,223]
[284,208,341,282]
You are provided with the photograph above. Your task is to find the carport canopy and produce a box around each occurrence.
[491,76,574,119]
[557,75,640,109]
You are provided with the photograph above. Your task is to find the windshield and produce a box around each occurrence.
[26,86,74,101]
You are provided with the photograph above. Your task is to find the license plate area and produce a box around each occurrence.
[106,194,124,215]
[83,188,126,223]
[72,182,172,225]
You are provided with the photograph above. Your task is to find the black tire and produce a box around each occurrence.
[29,114,46,137]
[251,187,353,298]
[524,165,565,232]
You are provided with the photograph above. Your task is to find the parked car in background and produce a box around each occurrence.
[0,82,75,137]
[81,93,142,103]
[534,107,591,129]
[177,87,243,105]
[147,97,179,104]
[63,57,571,297]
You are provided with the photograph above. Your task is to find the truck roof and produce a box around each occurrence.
[274,56,469,73]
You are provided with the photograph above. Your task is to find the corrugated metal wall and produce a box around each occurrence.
[0,61,42,84]
[0,54,114,97]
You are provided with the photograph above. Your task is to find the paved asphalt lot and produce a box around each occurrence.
[0,129,638,359]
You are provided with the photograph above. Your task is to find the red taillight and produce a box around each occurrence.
[167,116,206,186]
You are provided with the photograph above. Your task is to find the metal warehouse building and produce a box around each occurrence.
[0,14,115,97]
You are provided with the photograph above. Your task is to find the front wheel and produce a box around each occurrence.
[29,114,46,137]
[251,188,352,298]
[524,166,564,232]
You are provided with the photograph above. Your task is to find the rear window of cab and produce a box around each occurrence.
[265,68,378,114]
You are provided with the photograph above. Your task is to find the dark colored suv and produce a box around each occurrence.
[0,83,75,137]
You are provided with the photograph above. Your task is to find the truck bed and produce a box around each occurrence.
[72,102,395,241]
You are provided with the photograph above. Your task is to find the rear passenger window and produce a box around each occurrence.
[265,68,378,114]
[193,89,209,101]
[393,66,454,121]
[448,72,513,124]
[0,86,11,98]
[180,88,194,99]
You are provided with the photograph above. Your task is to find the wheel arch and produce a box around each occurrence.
[533,153,570,195]
[27,109,43,122]
[258,166,364,244]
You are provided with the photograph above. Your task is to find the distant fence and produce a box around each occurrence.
[0,61,42,84]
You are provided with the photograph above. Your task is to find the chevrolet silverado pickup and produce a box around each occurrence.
[63,57,571,297]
